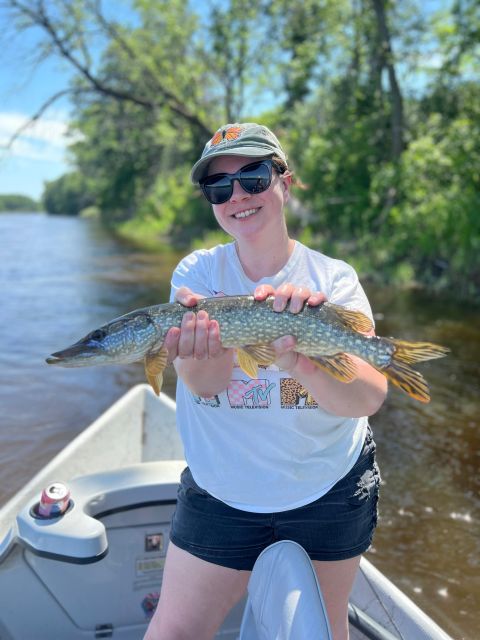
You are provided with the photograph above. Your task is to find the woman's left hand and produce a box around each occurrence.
[254,284,326,371]
[254,283,387,417]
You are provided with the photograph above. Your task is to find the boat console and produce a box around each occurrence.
[0,461,245,639]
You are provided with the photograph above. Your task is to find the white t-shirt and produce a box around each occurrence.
[170,241,374,513]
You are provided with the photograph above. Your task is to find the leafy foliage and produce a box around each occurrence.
[6,0,475,298]
[42,172,94,216]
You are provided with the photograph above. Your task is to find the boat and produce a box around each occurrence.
[0,384,453,639]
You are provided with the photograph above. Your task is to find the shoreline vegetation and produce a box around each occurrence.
[0,196,480,307]
[0,195,40,212]
[94,204,480,306]
[3,1,479,302]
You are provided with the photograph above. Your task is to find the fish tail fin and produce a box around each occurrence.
[381,359,431,403]
[386,339,449,365]
[380,339,448,403]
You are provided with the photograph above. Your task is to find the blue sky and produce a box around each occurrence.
[0,2,134,200]
[0,0,448,201]
[0,12,76,200]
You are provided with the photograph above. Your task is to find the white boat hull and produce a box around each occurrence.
[0,385,452,639]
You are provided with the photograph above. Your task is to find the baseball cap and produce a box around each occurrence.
[191,122,288,184]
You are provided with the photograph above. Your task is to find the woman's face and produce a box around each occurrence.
[206,155,291,242]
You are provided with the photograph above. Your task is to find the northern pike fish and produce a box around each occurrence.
[46,295,449,403]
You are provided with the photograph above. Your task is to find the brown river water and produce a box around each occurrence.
[0,212,478,638]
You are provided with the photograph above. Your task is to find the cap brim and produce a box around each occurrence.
[191,147,275,184]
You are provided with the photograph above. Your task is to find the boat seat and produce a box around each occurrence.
[239,540,332,640]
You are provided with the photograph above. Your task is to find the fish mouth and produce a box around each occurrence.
[46,342,104,366]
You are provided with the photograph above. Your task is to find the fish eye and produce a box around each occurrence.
[90,329,106,342]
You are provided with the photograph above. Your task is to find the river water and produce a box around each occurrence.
[0,212,478,639]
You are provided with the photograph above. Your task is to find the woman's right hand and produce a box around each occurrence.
[163,287,228,363]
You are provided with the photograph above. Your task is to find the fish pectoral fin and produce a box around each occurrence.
[327,304,374,333]
[242,344,277,366]
[309,353,357,383]
[238,344,277,379]
[144,346,168,395]
[237,349,260,379]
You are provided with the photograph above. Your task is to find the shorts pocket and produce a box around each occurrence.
[180,467,213,497]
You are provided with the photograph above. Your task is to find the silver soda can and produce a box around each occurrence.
[38,482,70,517]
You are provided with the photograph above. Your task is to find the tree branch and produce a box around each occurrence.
[88,0,212,136]
[6,0,212,137]
[371,0,404,160]
[0,88,74,150]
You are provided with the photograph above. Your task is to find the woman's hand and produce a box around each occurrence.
[254,283,387,417]
[254,283,326,371]
[164,287,228,363]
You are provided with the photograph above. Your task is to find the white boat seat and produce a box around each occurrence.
[239,540,332,640]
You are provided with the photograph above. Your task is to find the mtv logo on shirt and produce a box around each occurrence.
[227,379,275,409]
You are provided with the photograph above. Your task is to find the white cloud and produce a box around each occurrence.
[0,111,82,162]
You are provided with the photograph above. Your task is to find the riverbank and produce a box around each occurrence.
[99,208,479,305]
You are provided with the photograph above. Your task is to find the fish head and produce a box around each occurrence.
[46,311,158,367]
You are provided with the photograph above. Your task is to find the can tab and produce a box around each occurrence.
[33,482,71,519]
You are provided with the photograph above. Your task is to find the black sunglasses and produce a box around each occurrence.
[200,160,273,204]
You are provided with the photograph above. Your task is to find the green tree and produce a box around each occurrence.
[266,0,347,115]
[284,0,409,237]
[372,82,480,296]
[0,194,40,212]
[42,172,94,215]
[4,0,479,298]
[207,0,267,122]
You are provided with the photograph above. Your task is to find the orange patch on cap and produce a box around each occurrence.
[210,125,243,146]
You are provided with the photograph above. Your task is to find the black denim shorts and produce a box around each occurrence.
[170,428,380,571]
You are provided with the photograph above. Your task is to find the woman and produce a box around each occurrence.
[144,123,387,640]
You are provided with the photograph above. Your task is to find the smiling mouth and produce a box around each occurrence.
[233,207,260,219]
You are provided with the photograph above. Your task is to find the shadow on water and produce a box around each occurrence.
[0,213,478,639]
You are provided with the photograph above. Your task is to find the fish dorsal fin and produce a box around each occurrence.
[144,346,168,395]
[309,353,357,383]
[237,349,259,379]
[327,304,373,333]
